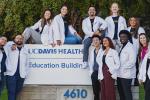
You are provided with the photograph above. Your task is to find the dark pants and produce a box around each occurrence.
[83,37,92,62]
[6,75,25,100]
[134,57,139,86]
[117,78,133,100]
[0,72,5,96]
[144,77,150,100]
[91,71,100,100]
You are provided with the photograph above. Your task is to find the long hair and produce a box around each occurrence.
[60,3,72,25]
[41,8,53,27]
[138,33,149,61]
[128,17,140,39]
[139,33,149,47]
[102,37,115,50]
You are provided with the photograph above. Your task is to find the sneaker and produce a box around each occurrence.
[82,62,88,69]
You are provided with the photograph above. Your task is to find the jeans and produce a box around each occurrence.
[22,27,42,44]
[0,73,6,96]
[6,75,25,100]
[83,37,92,62]
[64,33,82,44]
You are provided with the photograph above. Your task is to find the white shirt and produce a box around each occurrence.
[118,42,136,79]
[88,46,103,75]
[31,19,54,45]
[5,42,29,78]
[139,52,150,82]
[105,16,127,39]
[82,16,107,40]
[52,14,77,44]
[127,27,145,55]
[97,48,120,80]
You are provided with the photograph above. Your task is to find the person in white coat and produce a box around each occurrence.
[53,4,82,45]
[117,30,136,100]
[127,17,146,86]
[88,35,102,100]
[0,36,7,97]
[5,35,29,100]
[127,17,145,55]
[139,52,150,100]
[82,5,107,68]
[22,8,54,45]
[97,37,120,100]
[105,2,127,51]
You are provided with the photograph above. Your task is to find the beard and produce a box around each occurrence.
[15,41,23,45]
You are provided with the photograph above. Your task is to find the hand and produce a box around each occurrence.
[11,44,17,51]
[51,43,56,47]
[56,40,61,46]
[94,30,101,36]
[139,79,143,85]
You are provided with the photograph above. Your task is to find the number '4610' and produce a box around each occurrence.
[64,89,87,98]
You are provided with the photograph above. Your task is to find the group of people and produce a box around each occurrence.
[0,35,28,100]
[0,2,149,100]
[84,2,149,100]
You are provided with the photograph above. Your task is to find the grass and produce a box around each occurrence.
[139,85,145,100]
[0,88,7,100]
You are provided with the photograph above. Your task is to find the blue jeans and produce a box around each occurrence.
[83,37,92,62]
[6,75,25,100]
[64,33,82,44]
[0,73,6,96]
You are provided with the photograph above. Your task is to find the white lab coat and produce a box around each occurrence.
[105,16,127,39]
[5,42,29,78]
[96,48,120,80]
[118,42,136,79]
[139,52,150,82]
[127,27,145,55]
[31,19,54,45]
[88,46,103,75]
[82,16,107,40]
[0,42,14,73]
[52,14,77,44]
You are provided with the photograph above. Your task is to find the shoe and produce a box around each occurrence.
[82,62,88,69]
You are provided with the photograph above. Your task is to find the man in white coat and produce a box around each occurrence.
[0,36,7,96]
[82,5,107,68]
[88,35,102,100]
[117,30,136,100]
[5,35,29,100]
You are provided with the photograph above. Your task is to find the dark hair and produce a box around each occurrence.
[41,8,53,27]
[102,37,115,50]
[92,35,102,40]
[139,33,149,47]
[60,3,69,10]
[88,4,96,10]
[119,30,130,39]
[128,17,140,39]
[60,3,73,25]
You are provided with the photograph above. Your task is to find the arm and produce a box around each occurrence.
[52,17,61,45]
[82,20,94,37]
[138,53,148,83]
[122,46,136,68]
[31,20,41,30]
[98,17,107,30]
[113,50,120,70]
